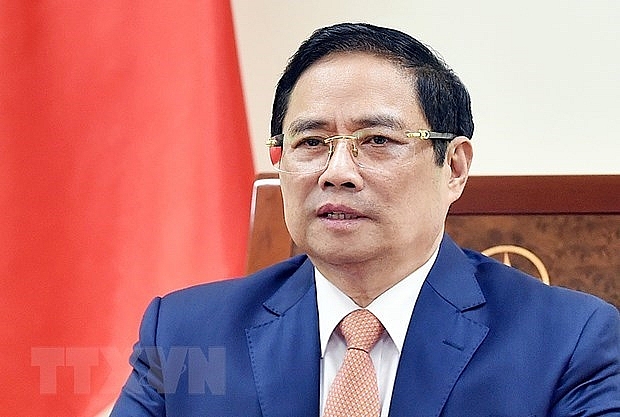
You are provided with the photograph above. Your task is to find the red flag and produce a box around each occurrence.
[0,1,254,415]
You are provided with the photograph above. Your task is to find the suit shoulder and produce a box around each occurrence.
[157,255,309,315]
[463,247,616,317]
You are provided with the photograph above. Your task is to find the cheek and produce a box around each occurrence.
[391,170,445,222]
[282,199,303,247]
[281,191,299,224]
[280,179,311,235]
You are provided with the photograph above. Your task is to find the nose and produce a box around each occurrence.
[318,138,363,190]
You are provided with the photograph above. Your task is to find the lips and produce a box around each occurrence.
[326,212,359,220]
[317,204,364,220]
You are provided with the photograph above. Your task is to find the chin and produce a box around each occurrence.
[306,243,377,265]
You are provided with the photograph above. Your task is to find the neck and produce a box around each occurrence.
[310,246,437,307]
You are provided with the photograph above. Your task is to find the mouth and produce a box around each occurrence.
[324,212,360,220]
[317,204,365,220]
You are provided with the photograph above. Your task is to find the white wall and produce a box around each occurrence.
[231,0,620,176]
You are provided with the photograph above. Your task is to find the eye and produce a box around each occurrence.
[356,127,406,146]
[293,136,326,148]
[304,137,324,146]
[365,135,390,145]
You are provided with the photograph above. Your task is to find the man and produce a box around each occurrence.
[111,23,620,416]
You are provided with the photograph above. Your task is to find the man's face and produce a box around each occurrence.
[279,52,471,276]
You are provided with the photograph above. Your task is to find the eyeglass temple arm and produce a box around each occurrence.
[406,130,456,140]
[266,135,283,147]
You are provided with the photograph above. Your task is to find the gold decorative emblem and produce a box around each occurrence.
[482,245,550,285]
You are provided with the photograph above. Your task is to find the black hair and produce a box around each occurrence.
[270,22,474,165]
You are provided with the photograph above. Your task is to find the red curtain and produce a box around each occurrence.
[0,1,254,415]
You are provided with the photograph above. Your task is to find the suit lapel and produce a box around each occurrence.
[389,236,489,417]
[245,258,321,417]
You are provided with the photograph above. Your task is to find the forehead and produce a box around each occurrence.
[283,52,427,132]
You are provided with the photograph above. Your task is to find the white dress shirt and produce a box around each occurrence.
[316,248,438,417]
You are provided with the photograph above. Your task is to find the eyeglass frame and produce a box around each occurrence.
[266,129,457,174]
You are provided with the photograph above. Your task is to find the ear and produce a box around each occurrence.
[446,136,473,204]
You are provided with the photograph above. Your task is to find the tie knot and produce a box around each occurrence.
[339,309,384,352]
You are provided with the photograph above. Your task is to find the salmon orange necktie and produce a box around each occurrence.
[323,309,385,417]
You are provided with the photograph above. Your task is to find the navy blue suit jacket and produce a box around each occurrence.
[111,235,620,416]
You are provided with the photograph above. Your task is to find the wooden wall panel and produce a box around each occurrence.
[450,175,619,215]
[446,214,619,307]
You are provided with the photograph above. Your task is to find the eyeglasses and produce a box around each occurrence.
[266,127,456,174]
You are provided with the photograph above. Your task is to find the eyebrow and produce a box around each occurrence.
[357,114,407,131]
[286,119,329,136]
[286,114,407,136]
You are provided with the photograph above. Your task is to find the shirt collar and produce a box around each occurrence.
[315,247,439,356]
